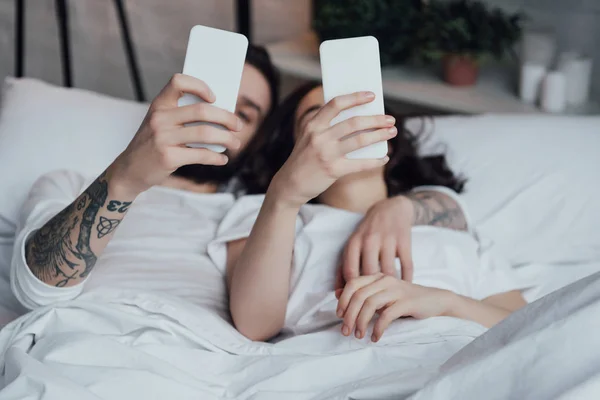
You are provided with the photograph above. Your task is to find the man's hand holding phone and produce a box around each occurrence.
[107,74,242,197]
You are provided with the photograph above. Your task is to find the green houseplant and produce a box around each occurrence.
[313,0,425,66]
[418,0,524,86]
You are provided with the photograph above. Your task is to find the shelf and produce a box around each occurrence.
[266,33,599,115]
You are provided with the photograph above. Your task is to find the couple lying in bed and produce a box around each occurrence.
[11,44,527,342]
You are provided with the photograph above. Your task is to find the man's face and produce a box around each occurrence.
[230,63,272,159]
[172,63,272,184]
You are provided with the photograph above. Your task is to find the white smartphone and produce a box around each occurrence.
[320,36,388,159]
[178,25,248,152]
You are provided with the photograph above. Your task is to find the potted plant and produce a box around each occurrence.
[417,0,524,86]
[313,0,424,66]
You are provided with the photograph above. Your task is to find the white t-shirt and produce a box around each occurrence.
[208,194,530,338]
[11,170,235,315]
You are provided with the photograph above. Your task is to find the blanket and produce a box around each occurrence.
[0,289,485,399]
[412,271,600,400]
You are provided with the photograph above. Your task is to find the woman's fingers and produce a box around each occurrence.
[170,126,241,150]
[354,290,399,338]
[337,274,382,318]
[338,126,397,156]
[328,115,395,140]
[340,276,396,337]
[314,91,376,126]
[372,301,413,342]
[341,157,390,176]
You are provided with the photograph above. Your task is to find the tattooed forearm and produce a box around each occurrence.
[407,191,468,231]
[25,172,130,287]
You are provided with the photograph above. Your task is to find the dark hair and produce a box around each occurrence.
[172,44,280,185]
[239,81,465,196]
[245,44,281,116]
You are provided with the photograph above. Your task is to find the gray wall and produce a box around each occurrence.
[0,0,598,101]
[0,0,311,101]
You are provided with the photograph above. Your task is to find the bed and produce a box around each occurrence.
[0,77,599,398]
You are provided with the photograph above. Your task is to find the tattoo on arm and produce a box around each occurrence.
[25,172,128,287]
[407,191,468,231]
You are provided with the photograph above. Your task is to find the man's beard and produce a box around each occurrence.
[171,154,241,185]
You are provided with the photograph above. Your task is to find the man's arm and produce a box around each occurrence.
[12,73,242,307]
[341,188,469,284]
[405,190,468,231]
[25,169,135,287]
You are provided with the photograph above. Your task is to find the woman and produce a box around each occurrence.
[224,83,526,342]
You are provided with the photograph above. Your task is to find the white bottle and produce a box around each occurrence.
[519,63,546,104]
[541,71,567,113]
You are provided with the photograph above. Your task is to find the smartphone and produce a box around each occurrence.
[320,36,388,159]
[178,25,249,152]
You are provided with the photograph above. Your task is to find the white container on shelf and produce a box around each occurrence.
[558,53,593,106]
[519,63,546,104]
[541,71,567,113]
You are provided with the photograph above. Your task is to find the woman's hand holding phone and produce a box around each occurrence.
[269,91,397,210]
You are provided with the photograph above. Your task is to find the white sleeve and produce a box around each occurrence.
[207,195,303,274]
[10,170,90,309]
[410,185,474,235]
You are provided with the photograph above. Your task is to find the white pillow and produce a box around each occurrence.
[0,77,147,237]
[410,114,600,266]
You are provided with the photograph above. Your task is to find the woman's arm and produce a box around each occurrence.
[226,191,299,341]
[226,91,397,341]
[336,274,526,342]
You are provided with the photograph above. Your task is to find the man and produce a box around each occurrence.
[11,44,279,312]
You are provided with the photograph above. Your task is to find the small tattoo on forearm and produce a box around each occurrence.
[96,216,121,239]
[107,200,132,213]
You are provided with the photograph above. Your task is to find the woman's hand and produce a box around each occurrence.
[335,274,453,342]
[269,91,397,209]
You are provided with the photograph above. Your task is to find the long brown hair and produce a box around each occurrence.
[238,81,465,197]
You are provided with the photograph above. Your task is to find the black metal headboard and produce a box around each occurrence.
[13,0,253,102]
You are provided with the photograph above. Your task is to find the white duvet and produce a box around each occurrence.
[0,194,543,399]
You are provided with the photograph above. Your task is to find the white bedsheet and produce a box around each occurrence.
[0,289,485,399]
[411,270,600,400]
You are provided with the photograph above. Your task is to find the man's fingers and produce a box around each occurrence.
[334,264,345,291]
[372,301,412,342]
[361,235,380,276]
[380,238,397,277]
[342,238,361,284]
[398,239,414,282]
[167,103,242,131]
[169,147,229,168]
[314,91,376,126]
[155,73,215,108]
[336,274,382,319]
[170,126,241,151]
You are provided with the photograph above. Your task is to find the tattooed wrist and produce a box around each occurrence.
[24,171,133,288]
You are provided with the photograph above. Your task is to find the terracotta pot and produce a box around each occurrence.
[442,54,479,86]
